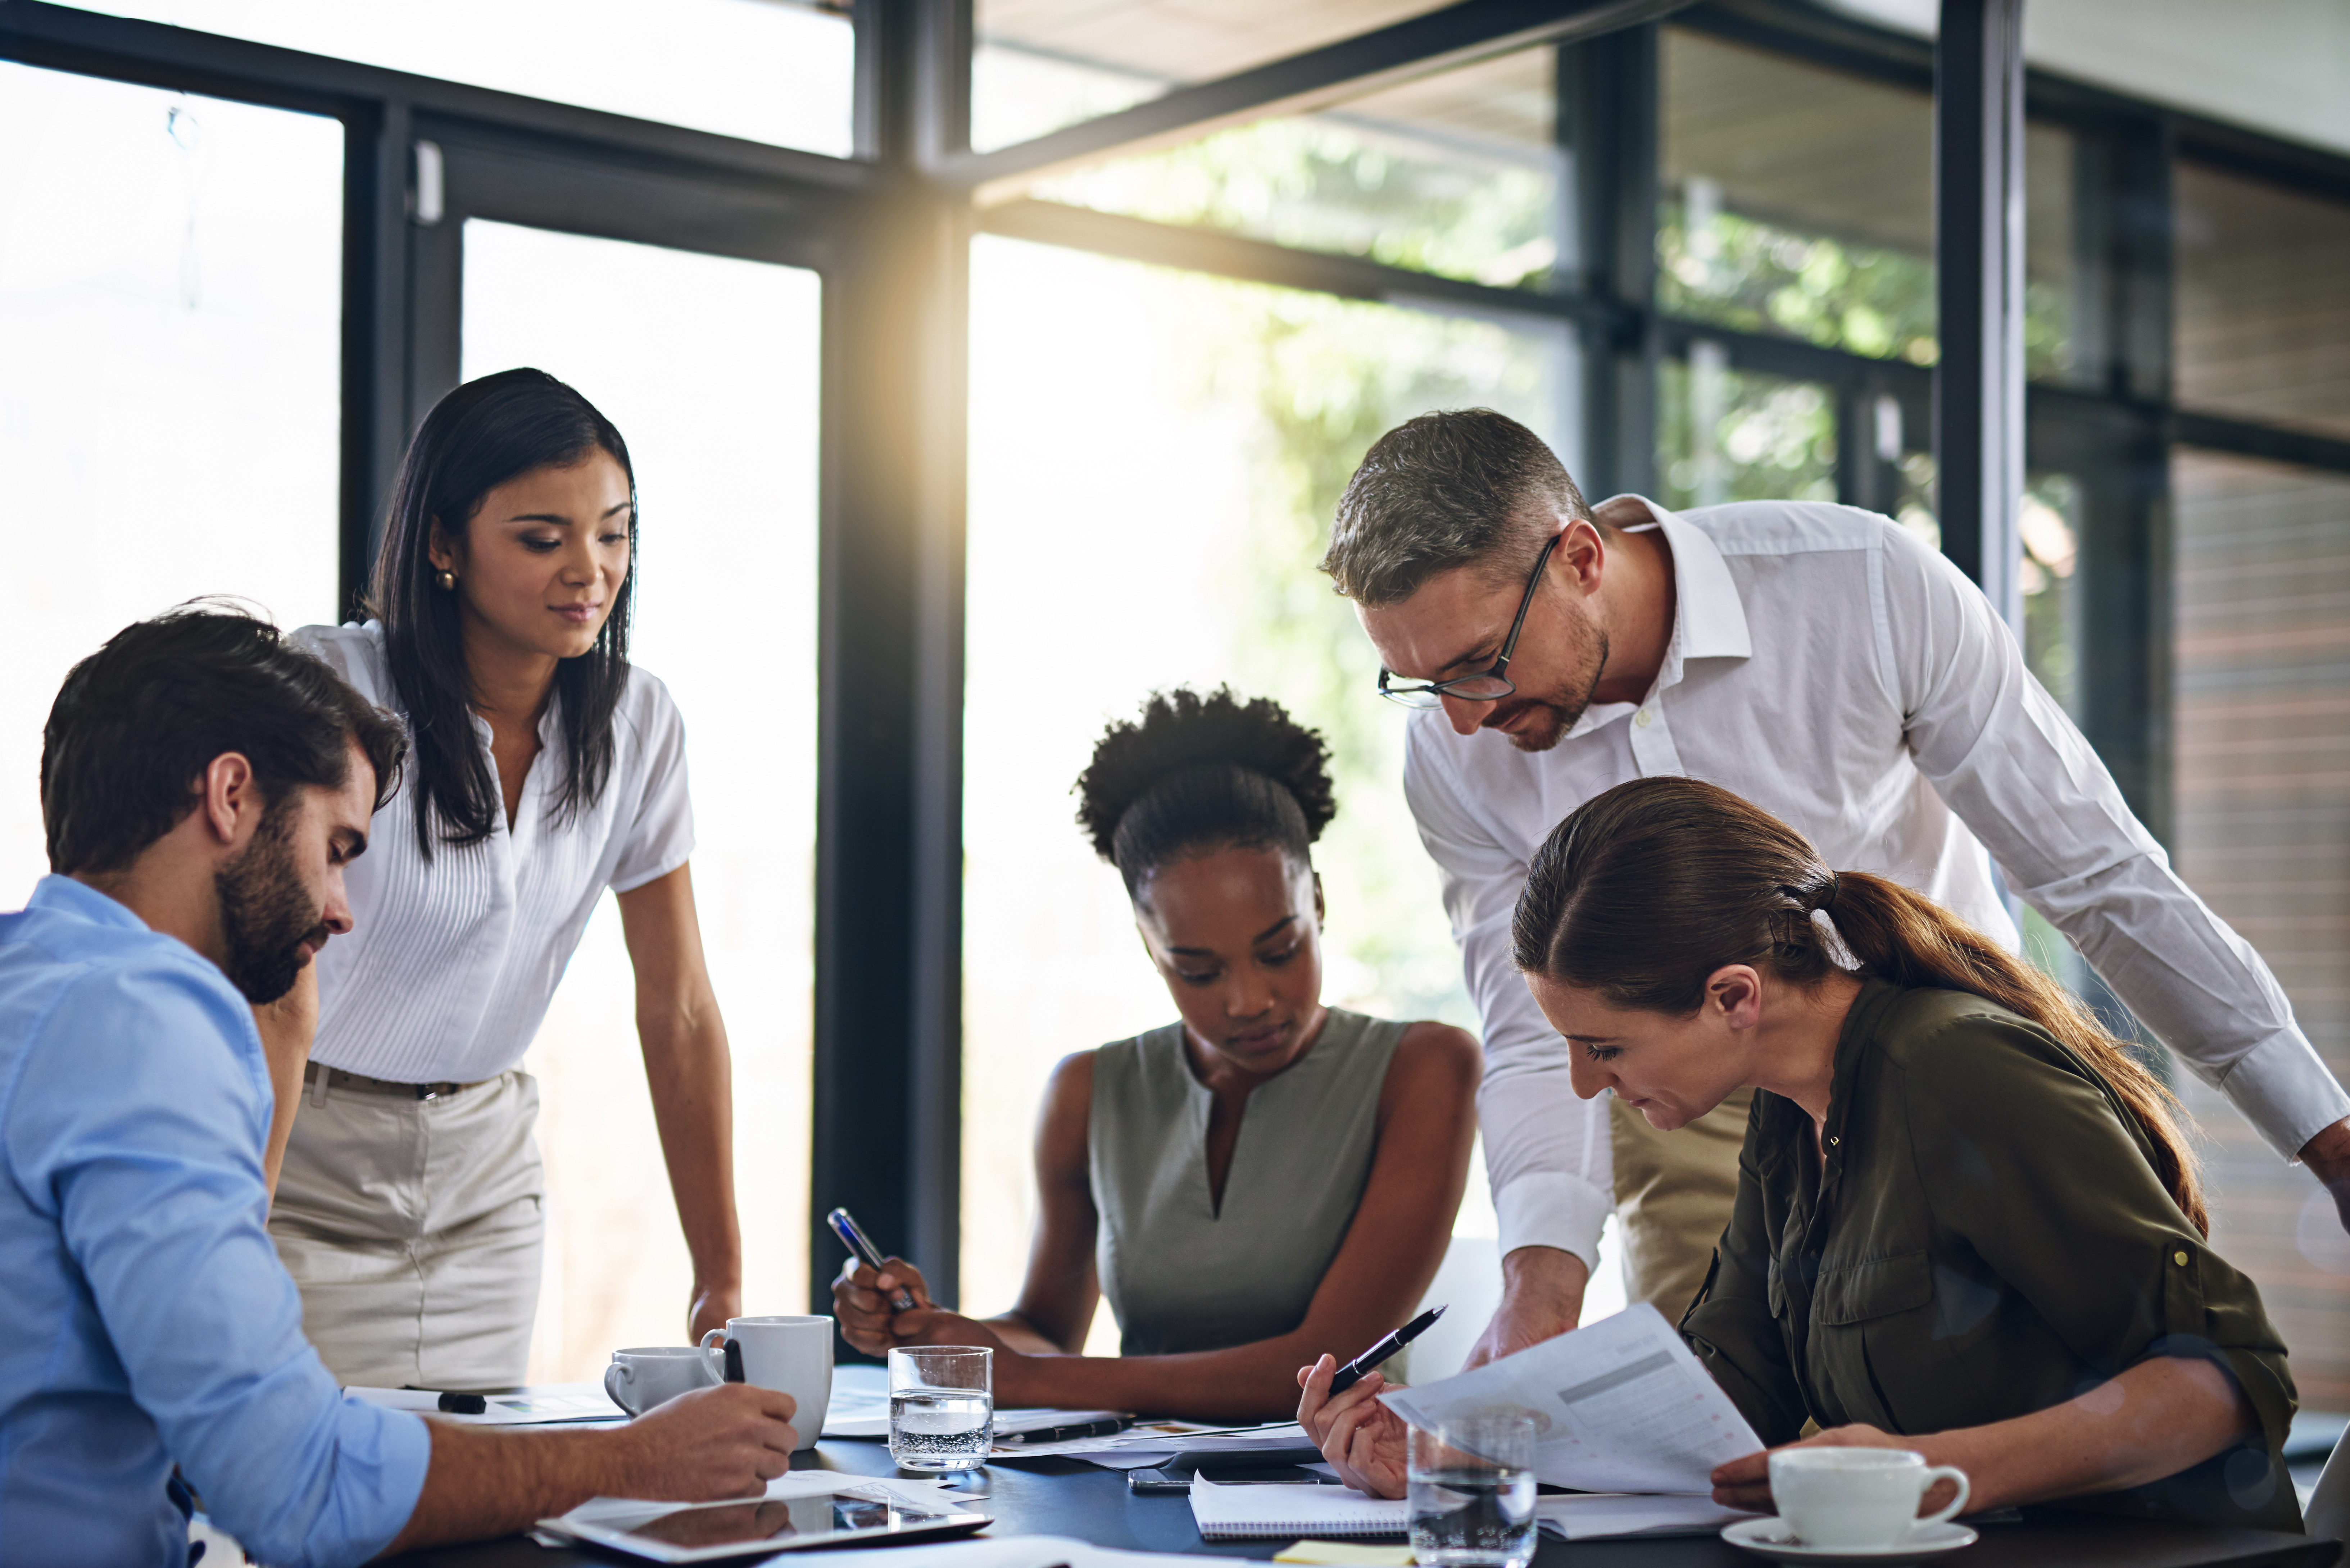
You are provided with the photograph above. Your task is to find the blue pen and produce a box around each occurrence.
[829,1206,917,1312]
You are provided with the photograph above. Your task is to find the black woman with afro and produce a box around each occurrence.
[833,688,1479,1420]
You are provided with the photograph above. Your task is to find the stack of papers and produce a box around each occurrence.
[348,1383,625,1427]
[1187,1477,1755,1542]
[821,1397,1128,1442]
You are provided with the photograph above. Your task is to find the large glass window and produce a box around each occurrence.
[2176,162,2350,441]
[1659,27,1936,365]
[0,63,340,895]
[459,221,821,1381]
[1026,45,1564,290]
[2171,447,2350,1407]
[1656,353,1838,512]
[960,235,1576,1341]
[974,0,1462,153]
[88,0,855,156]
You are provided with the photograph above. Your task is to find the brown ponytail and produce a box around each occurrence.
[1512,776,2206,1237]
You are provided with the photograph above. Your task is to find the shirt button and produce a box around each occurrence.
[1636,709,1655,728]
[2174,1249,2190,1267]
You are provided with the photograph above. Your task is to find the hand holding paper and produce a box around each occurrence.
[1299,1305,1763,1500]
[1378,1304,1761,1495]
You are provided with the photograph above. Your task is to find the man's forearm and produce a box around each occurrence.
[378,1423,625,1557]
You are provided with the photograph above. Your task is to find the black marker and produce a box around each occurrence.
[1328,1304,1446,1394]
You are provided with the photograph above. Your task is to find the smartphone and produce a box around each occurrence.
[1126,1447,1333,1494]
[826,1206,916,1312]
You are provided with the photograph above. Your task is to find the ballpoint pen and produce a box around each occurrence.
[829,1205,918,1312]
[1329,1304,1446,1394]
[999,1415,1133,1445]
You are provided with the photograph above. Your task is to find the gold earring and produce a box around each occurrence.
[437,569,457,591]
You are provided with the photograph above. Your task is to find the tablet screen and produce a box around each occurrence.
[612,1491,963,1550]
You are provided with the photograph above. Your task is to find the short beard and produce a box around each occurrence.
[214,807,328,1005]
[1488,625,1611,754]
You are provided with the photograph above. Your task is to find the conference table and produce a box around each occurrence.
[386,1368,2340,1568]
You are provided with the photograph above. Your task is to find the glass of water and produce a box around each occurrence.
[887,1346,993,1472]
[1407,1412,1539,1568]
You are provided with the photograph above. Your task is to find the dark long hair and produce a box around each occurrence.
[368,368,636,856]
[1510,776,2207,1237]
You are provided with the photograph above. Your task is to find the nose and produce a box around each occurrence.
[1225,976,1276,1021]
[322,877,355,937]
[1566,1048,1611,1102]
[1440,693,1483,736]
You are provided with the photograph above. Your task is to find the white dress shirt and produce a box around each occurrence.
[292,623,695,1085]
[1404,498,2347,1268]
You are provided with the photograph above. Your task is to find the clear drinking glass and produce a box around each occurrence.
[1407,1413,1539,1568]
[887,1346,993,1472]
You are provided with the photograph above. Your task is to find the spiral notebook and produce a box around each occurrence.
[1188,1477,1757,1543]
[1188,1477,1406,1540]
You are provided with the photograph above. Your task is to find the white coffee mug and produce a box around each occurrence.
[700,1314,834,1450]
[604,1346,722,1417]
[1769,1447,1970,1549]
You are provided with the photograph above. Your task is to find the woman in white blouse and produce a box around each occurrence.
[269,368,740,1389]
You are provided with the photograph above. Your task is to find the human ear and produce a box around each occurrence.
[198,753,261,847]
[1311,869,1326,926]
[1559,517,1608,594]
[1706,964,1765,1030]
[426,517,463,575]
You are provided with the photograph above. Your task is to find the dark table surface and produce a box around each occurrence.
[386,1433,2342,1568]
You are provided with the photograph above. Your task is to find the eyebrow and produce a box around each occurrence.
[505,501,633,524]
[1166,914,1298,956]
[1428,635,1502,679]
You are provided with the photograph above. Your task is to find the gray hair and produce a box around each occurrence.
[1320,409,1594,605]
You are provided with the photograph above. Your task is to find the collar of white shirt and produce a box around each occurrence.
[1559,495,1753,741]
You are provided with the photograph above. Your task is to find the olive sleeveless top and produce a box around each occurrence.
[1087,1008,1406,1357]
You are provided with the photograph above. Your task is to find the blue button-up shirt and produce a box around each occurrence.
[0,876,429,1567]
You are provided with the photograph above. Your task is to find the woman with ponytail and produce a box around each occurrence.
[1298,776,2297,1531]
[832,688,1479,1419]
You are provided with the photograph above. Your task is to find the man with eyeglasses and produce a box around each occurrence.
[1324,406,2350,1367]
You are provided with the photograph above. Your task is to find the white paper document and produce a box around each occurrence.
[993,1419,1311,1465]
[822,1399,1127,1441]
[1376,1304,1761,1494]
[347,1382,625,1427]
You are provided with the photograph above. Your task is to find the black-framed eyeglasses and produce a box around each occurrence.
[1377,531,1562,709]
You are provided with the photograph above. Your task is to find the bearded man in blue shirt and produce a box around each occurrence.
[0,607,798,1567]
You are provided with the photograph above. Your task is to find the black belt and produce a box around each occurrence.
[303,1062,488,1101]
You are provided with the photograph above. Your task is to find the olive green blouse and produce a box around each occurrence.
[1682,981,2300,1532]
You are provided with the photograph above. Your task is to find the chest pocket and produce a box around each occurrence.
[1810,1251,1933,1433]
[1815,1250,1932,1324]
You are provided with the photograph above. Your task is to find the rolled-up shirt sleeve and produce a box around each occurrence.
[11,964,429,1567]
[1902,1013,2296,1472]
[1404,721,1613,1268]
[1881,524,2349,1159]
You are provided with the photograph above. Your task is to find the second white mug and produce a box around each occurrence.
[603,1346,721,1417]
[700,1314,834,1450]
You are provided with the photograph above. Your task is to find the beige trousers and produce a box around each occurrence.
[269,1069,545,1390]
[1610,1087,1753,1325]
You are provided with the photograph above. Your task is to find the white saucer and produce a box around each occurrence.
[1720,1517,1979,1562]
